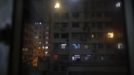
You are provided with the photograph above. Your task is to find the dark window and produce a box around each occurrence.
[72,33,81,40]
[61,33,68,39]
[106,43,113,48]
[96,12,103,18]
[72,12,79,18]
[61,22,68,28]
[97,43,104,49]
[72,22,79,28]
[54,33,60,38]
[54,13,60,18]
[54,22,60,28]
[53,43,60,51]
[60,55,69,60]
[62,13,69,19]
[84,12,90,19]
[92,43,98,49]
[96,22,103,29]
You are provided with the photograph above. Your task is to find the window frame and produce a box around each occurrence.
[10,0,134,75]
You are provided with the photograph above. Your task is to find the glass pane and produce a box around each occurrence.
[0,0,13,75]
[21,0,129,75]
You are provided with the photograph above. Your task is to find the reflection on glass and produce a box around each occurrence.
[0,0,13,75]
[22,0,129,75]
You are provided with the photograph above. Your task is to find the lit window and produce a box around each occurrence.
[45,41,48,44]
[91,34,95,38]
[39,22,42,25]
[61,43,67,49]
[72,43,80,49]
[72,55,80,61]
[35,22,42,25]
[45,46,49,50]
[117,43,124,49]
[116,2,121,8]
[45,51,48,55]
[107,32,114,39]
[72,56,75,61]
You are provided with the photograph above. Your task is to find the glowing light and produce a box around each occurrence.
[39,22,42,25]
[45,46,49,50]
[72,55,80,61]
[45,51,48,55]
[54,2,61,9]
[116,2,121,8]
[117,43,124,49]
[107,32,114,39]
[35,22,42,25]
[61,44,67,49]
[91,34,95,38]
[72,56,75,61]
[72,43,80,49]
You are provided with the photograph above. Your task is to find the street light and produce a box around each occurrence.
[54,1,61,9]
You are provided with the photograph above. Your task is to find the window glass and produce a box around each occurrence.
[0,0,13,75]
[21,0,129,75]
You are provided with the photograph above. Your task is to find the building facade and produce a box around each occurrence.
[50,0,128,73]
[22,0,128,75]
